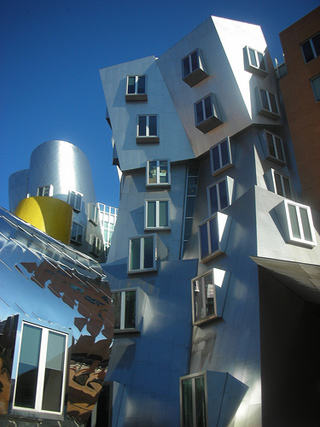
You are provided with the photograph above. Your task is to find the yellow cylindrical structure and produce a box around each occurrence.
[14,197,73,244]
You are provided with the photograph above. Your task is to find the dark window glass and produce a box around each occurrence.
[275,136,284,161]
[204,96,213,119]
[274,173,284,196]
[187,176,198,196]
[258,52,266,71]
[212,146,220,171]
[288,204,301,239]
[147,201,156,227]
[137,76,145,94]
[269,92,278,114]
[191,51,199,72]
[138,116,147,136]
[283,177,292,199]
[195,376,206,427]
[220,140,230,167]
[260,90,269,110]
[149,116,157,136]
[159,201,168,227]
[267,133,276,158]
[143,236,154,269]
[130,238,141,270]
[249,48,257,67]
[300,208,312,241]
[148,161,157,184]
[183,57,190,77]
[159,161,168,183]
[209,186,218,214]
[313,34,320,56]
[209,216,219,253]
[182,378,193,427]
[200,223,209,259]
[127,76,135,94]
[125,291,136,329]
[196,101,203,124]
[219,180,228,209]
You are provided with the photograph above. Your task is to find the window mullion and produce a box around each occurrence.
[157,161,160,184]
[296,207,305,240]
[140,238,144,269]
[207,221,211,254]
[35,328,48,411]
[156,201,159,227]
[120,292,126,329]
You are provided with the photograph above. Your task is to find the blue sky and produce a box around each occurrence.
[1,0,319,210]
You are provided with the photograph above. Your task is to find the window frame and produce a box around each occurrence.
[125,75,147,101]
[244,46,267,76]
[70,222,84,244]
[68,190,83,212]
[284,200,317,247]
[265,130,286,164]
[12,320,69,418]
[146,160,171,187]
[145,199,170,230]
[194,93,223,133]
[180,372,208,427]
[181,49,208,87]
[90,235,101,256]
[128,234,157,274]
[258,88,280,120]
[210,137,232,176]
[37,185,53,197]
[301,33,320,63]
[207,176,233,216]
[192,270,218,325]
[311,75,320,102]
[136,115,159,143]
[198,212,228,263]
[112,290,137,333]
[89,204,99,226]
[271,169,293,200]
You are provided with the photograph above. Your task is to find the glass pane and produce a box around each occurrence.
[209,185,218,214]
[159,201,168,227]
[275,137,284,161]
[212,146,220,171]
[267,133,276,158]
[138,116,146,136]
[183,57,190,77]
[269,92,278,114]
[113,293,121,329]
[187,177,198,196]
[193,279,202,322]
[130,238,141,270]
[200,223,209,259]
[209,216,219,254]
[312,76,320,101]
[159,161,168,183]
[143,236,154,269]
[274,173,284,196]
[149,116,157,136]
[14,324,42,409]
[127,76,135,94]
[301,40,314,63]
[182,379,193,427]
[196,101,204,124]
[300,208,312,242]
[147,201,156,227]
[125,291,136,329]
[220,140,230,167]
[260,89,269,110]
[258,52,266,71]
[219,180,228,210]
[283,177,292,199]
[75,194,82,211]
[288,204,301,239]
[191,51,199,72]
[313,34,320,56]
[204,96,213,119]
[43,186,50,197]
[69,192,75,207]
[186,196,196,218]
[148,161,157,184]
[249,48,257,67]
[42,332,66,412]
[137,76,145,94]
[195,376,206,427]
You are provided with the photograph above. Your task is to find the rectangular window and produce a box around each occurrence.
[91,236,101,256]
[147,160,170,186]
[182,49,208,87]
[210,138,232,176]
[89,204,99,225]
[68,191,82,212]
[145,200,169,230]
[265,131,286,163]
[301,33,320,63]
[311,75,320,101]
[199,212,228,262]
[13,322,68,415]
[136,115,159,143]
[244,46,267,76]
[71,222,83,244]
[113,290,136,331]
[207,177,233,215]
[180,373,207,427]
[272,170,293,199]
[192,270,217,325]
[284,200,316,246]
[259,89,280,119]
[126,75,147,101]
[129,235,156,273]
[37,185,53,197]
[195,94,223,133]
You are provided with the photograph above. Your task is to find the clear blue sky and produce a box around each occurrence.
[1,0,319,210]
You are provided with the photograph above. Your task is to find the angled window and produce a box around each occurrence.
[311,75,320,102]
[128,235,156,273]
[301,33,320,63]
[68,190,82,212]
[113,290,136,332]
[180,373,207,427]
[284,201,316,246]
[210,137,232,176]
[271,169,293,199]
[192,270,217,325]
[37,185,53,197]
[207,176,233,215]
[195,93,223,133]
[258,89,280,119]
[70,222,83,244]
[146,160,170,187]
[244,46,267,76]
[126,75,147,101]
[265,131,286,164]
[182,49,208,87]
[90,235,101,256]
[198,212,229,262]
[145,200,170,230]
[13,322,68,416]
[89,204,99,225]
[136,115,159,143]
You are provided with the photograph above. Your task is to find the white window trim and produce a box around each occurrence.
[146,160,171,187]
[198,212,229,263]
[126,75,146,95]
[137,115,158,137]
[89,203,99,226]
[244,46,267,76]
[271,169,293,199]
[145,200,170,230]
[284,200,317,246]
[68,190,83,212]
[265,130,286,164]
[210,137,232,176]
[90,235,101,256]
[207,176,233,216]
[70,222,83,244]
[258,88,280,119]
[37,185,53,197]
[128,234,157,274]
[113,289,137,332]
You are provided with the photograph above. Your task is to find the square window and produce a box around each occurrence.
[136,115,159,143]
[128,235,156,273]
[311,75,320,101]
[13,322,68,416]
[283,200,317,246]
[182,49,208,87]
[147,160,170,186]
[37,185,53,197]
[210,138,232,176]
[258,89,280,119]
[195,94,223,133]
[71,222,83,244]
[198,212,229,262]
[192,270,217,325]
[68,191,83,212]
[271,169,293,199]
[265,131,286,164]
[126,75,147,101]
[180,373,207,427]
[207,176,233,215]
[113,290,136,331]
[145,200,170,230]
[301,33,320,63]
[244,46,267,76]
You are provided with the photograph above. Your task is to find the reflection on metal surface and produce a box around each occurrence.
[0,207,114,426]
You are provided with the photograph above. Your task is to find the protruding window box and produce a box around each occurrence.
[198,212,230,263]
[195,94,223,134]
[244,46,268,77]
[112,287,146,334]
[126,75,147,102]
[258,89,280,120]
[182,49,209,87]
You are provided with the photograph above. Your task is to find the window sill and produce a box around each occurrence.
[144,227,171,232]
[126,94,148,102]
[287,238,317,248]
[194,315,221,327]
[212,163,232,177]
[267,155,286,166]
[245,65,268,77]
[136,136,159,144]
[114,328,140,335]
[258,108,280,120]
[200,249,224,264]
[70,239,82,245]
[128,267,157,275]
[196,116,223,134]
[146,183,171,189]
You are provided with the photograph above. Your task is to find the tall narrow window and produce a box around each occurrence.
[71,222,83,244]
[113,290,136,331]
[89,204,99,225]
[180,374,207,427]
[210,138,232,176]
[192,270,217,325]
[68,191,82,212]
[147,160,170,186]
[284,200,316,246]
[13,322,68,415]
[136,115,159,143]
[195,94,223,133]
[265,131,286,163]
[259,89,280,119]
[199,212,229,262]
[129,235,156,273]
[91,236,101,256]
[145,200,169,230]
[271,170,293,199]
[182,49,208,87]
[301,33,320,63]
[126,75,147,101]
